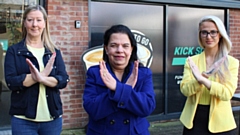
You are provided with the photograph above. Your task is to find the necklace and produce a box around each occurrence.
[206,61,214,70]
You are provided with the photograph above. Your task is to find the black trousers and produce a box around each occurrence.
[183,105,237,135]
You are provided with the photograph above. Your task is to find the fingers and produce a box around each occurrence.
[101,60,107,70]
[202,72,209,79]
[26,58,39,81]
[134,60,139,78]
[26,58,33,67]
[207,56,226,76]
[187,57,195,70]
[134,60,139,68]
[41,53,56,76]
[213,56,226,67]
[99,61,108,80]
[49,52,56,64]
[26,58,37,72]
[51,52,56,59]
[99,61,116,91]
[47,53,56,67]
[126,60,139,88]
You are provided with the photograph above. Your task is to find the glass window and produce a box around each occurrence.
[0,0,39,129]
[167,6,224,113]
[90,1,164,115]
[89,1,225,121]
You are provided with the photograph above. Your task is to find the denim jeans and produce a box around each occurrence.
[11,116,62,135]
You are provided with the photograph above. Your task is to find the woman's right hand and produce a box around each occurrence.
[99,61,116,91]
[188,56,203,82]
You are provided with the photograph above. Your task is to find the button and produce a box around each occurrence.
[110,120,115,125]
[123,119,129,124]
[120,102,124,106]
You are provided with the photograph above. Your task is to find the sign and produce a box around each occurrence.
[0,39,8,51]
[81,30,153,71]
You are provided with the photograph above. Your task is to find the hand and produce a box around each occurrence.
[188,56,203,82]
[202,55,226,78]
[99,61,116,91]
[26,58,44,82]
[41,52,56,76]
[26,53,56,83]
[126,60,139,88]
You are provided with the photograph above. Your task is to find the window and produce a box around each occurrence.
[0,0,40,129]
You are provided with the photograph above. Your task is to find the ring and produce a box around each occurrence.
[103,72,107,77]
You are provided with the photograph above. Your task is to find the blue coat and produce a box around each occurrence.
[4,39,69,119]
[83,62,156,135]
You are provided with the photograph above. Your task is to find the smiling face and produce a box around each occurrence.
[24,10,45,38]
[199,21,221,50]
[105,33,133,70]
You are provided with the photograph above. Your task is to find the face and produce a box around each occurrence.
[24,10,45,38]
[199,21,221,50]
[105,33,133,70]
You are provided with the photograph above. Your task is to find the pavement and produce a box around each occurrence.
[1,111,240,135]
[60,120,184,135]
[0,120,183,135]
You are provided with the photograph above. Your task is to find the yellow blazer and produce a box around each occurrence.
[180,51,239,133]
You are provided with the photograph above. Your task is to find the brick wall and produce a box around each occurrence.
[46,0,240,129]
[230,9,240,94]
[47,0,89,129]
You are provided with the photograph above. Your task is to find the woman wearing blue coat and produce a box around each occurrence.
[83,24,156,135]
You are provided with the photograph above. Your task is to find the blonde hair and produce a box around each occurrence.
[198,15,231,83]
[22,5,57,52]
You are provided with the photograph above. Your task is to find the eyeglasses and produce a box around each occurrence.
[200,30,219,38]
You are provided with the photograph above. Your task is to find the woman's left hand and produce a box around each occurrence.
[126,60,139,88]
[41,52,56,76]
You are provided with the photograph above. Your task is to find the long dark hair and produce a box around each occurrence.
[103,24,138,66]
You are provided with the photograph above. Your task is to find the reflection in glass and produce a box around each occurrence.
[0,0,38,129]
[91,2,164,115]
[167,6,224,113]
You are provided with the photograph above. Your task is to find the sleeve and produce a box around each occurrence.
[50,49,69,89]
[83,67,119,121]
[180,59,204,97]
[4,46,28,91]
[209,57,239,101]
[109,68,156,117]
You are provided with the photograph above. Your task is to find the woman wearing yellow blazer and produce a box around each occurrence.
[180,15,239,135]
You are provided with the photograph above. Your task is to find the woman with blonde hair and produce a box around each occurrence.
[4,5,69,135]
[180,15,239,134]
